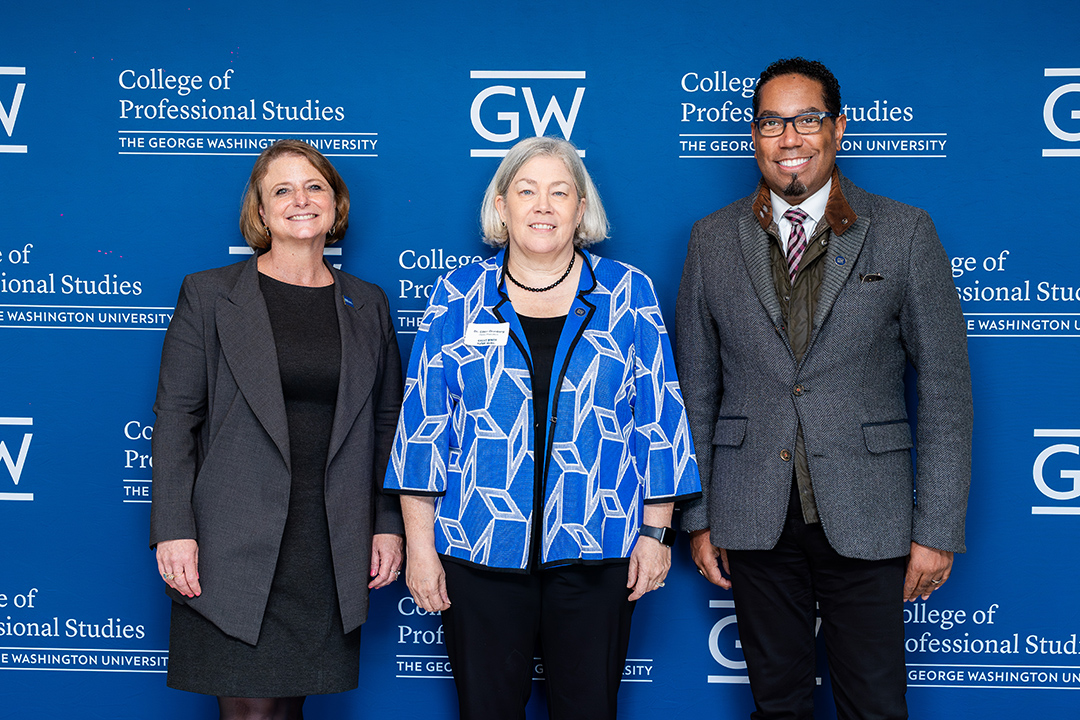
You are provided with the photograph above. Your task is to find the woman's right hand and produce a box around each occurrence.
[400,495,450,612]
[405,544,450,612]
[155,539,201,598]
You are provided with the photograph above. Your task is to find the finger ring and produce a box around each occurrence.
[654,581,665,588]
[394,571,401,577]
[163,573,175,581]
[930,578,942,585]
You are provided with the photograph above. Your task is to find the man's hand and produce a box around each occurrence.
[904,541,953,601]
[690,529,731,589]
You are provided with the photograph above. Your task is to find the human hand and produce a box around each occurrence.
[690,529,731,590]
[405,544,450,612]
[627,534,672,601]
[369,533,404,589]
[904,542,953,601]
[155,539,201,598]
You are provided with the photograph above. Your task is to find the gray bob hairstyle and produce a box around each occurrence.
[479,136,609,247]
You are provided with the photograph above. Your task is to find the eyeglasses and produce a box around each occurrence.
[752,112,837,137]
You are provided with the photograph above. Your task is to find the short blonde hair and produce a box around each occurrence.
[479,136,609,247]
[239,139,351,250]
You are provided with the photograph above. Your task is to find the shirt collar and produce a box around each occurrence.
[769,177,831,230]
[751,166,857,235]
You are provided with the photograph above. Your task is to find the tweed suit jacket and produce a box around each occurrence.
[677,172,972,561]
[149,254,404,644]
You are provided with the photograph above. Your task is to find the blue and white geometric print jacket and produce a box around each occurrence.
[383,248,700,571]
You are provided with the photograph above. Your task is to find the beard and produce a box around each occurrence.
[783,172,808,198]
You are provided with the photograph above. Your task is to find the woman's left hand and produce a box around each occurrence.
[369,533,404,589]
[627,535,671,601]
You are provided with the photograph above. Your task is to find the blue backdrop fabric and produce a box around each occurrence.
[2,1,1079,718]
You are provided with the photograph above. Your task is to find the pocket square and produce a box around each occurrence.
[859,273,884,283]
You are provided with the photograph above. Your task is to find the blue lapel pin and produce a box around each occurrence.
[343,295,354,307]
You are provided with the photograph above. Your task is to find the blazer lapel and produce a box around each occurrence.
[326,269,379,466]
[810,212,869,338]
[216,255,291,470]
[738,211,784,329]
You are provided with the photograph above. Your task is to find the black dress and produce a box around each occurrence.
[166,274,359,697]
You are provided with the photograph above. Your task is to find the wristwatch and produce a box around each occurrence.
[638,524,676,547]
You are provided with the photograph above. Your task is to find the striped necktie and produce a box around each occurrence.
[784,207,810,282]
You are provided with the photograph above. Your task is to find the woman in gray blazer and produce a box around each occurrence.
[150,140,404,720]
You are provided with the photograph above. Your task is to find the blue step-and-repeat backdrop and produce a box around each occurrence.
[2,1,1079,718]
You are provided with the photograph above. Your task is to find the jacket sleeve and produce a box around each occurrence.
[674,223,724,533]
[372,287,406,535]
[383,275,453,496]
[899,210,973,553]
[149,275,207,546]
[630,271,701,504]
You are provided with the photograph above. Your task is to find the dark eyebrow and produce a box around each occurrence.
[757,106,823,117]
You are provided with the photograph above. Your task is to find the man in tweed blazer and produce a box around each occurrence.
[677,58,972,719]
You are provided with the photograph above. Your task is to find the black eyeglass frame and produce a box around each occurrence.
[751,112,838,137]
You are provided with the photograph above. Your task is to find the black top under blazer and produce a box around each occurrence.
[150,253,404,645]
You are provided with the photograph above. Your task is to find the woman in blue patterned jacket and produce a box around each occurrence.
[384,136,700,720]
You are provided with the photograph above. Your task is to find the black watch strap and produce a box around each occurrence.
[638,524,676,547]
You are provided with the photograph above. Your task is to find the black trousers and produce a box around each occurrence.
[441,560,636,720]
[726,483,908,720]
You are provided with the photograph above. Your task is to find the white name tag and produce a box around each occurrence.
[465,322,510,347]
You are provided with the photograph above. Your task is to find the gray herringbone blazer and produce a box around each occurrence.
[149,254,403,644]
[677,172,972,560]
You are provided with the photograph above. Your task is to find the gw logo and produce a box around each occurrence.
[707,600,748,684]
[1,66,27,154]
[1031,429,1080,515]
[470,70,586,158]
[0,417,33,502]
[707,599,822,685]
[1043,68,1080,158]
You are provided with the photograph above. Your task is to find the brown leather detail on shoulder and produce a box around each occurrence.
[823,167,857,235]
[752,181,774,231]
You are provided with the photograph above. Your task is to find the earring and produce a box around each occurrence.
[263,225,271,238]
[328,224,336,238]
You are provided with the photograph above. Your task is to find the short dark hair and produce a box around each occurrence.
[753,57,842,117]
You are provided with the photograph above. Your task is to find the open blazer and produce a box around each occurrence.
[149,254,403,645]
[383,248,700,571]
[677,172,972,560]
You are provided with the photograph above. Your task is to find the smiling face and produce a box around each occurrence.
[258,154,335,245]
[495,154,586,257]
[753,73,846,204]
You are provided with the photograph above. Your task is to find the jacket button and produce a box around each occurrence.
[780,449,792,462]
[793,385,804,396]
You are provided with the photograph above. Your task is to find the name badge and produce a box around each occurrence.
[465,322,510,347]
